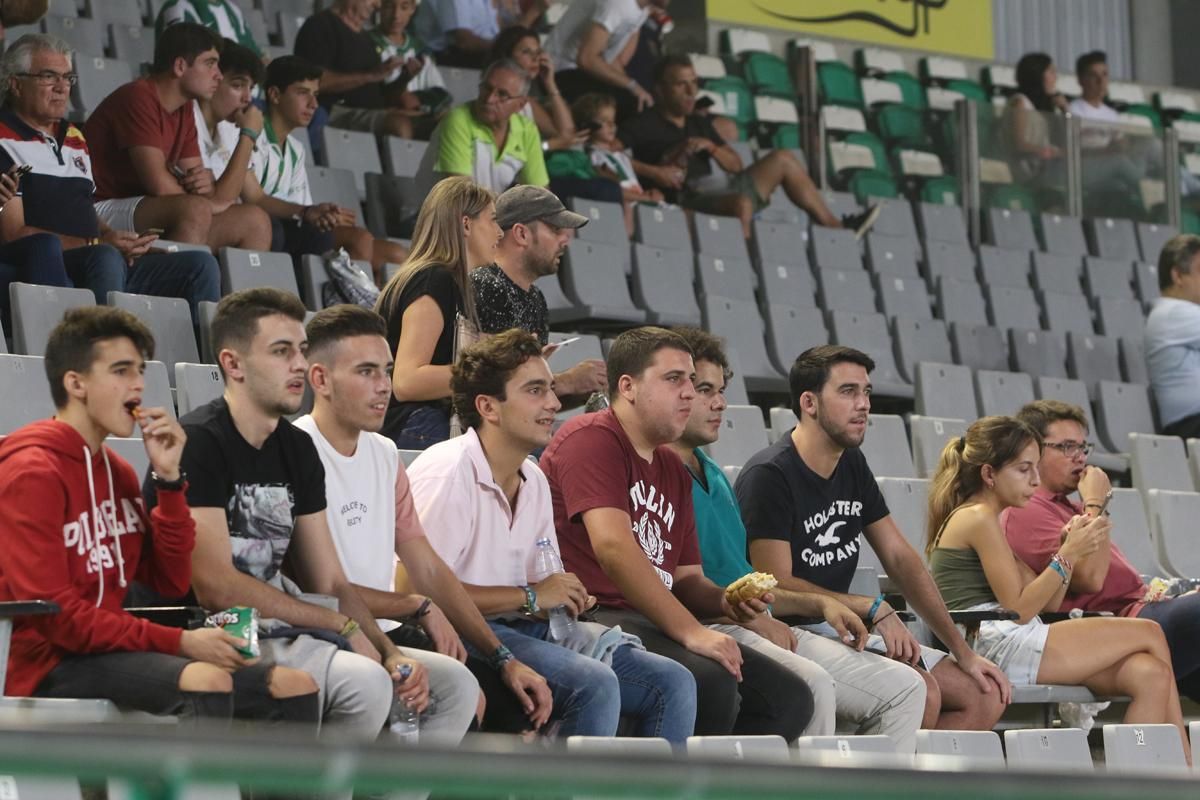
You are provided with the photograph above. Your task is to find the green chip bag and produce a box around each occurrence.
[204,606,260,658]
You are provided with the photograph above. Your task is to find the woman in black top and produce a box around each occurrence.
[375,176,502,448]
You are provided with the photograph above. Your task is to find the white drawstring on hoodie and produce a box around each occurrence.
[82,445,128,608]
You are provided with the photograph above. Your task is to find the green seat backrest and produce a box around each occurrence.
[1123,104,1163,132]
[1183,209,1200,236]
[877,104,928,148]
[703,76,755,125]
[843,131,891,176]
[986,184,1036,212]
[743,52,795,96]
[818,61,864,109]
[884,71,926,110]
[850,169,898,204]
[770,123,800,149]
[921,175,961,206]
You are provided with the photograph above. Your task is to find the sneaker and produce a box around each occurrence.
[842,204,881,241]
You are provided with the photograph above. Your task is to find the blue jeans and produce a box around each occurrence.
[61,245,220,327]
[0,234,71,335]
[386,404,451,450]
[1137,592,1200,700]
[482,618,697,742]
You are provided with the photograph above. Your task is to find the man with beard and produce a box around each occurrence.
[471,185,606,407]
[736,345,1013,731]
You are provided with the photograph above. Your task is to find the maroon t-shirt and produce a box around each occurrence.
[84,78,201,200]
[540,409,701,609]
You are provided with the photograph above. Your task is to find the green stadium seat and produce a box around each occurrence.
[718,28,771,56]
[850,170,899,205]
[860,77,905,108]
[769,124,800,149]
[1183,208,1200,236]
[876,104,929,149]
[1107,81,1147,108]
[854,47,906,77]
[786,38,839,64]
[742,51,795,96]
[919,55,969,86]
[921,176,961,206]
[883,71,927,110]
[702,76,755,138]
[818,61,864,109]
[986,184,1037,212]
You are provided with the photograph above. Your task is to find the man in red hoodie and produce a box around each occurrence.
[0,306,319,722]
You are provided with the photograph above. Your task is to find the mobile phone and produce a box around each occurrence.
[1094,490,1114,517]
[169,164,187,179]
[11,164,32,177]
[694,96,716,111]
[140,228,165,237]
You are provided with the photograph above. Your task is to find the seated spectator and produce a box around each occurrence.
[1003,53,1069,192]
[0,33,221,326]
[0,306,319,724]
[471,184,607,408]
[192,39,263,210]
[738,346,1011,731]
[416,59,548,198]
[926,415,1188,759]
[294,0,417,138]
[409,328,698,741]
[1068,50,1147,202]
[540,326,816,738]
[1006,399,1200,700]
[84,23,272,252]
[375,176,500,449]
[413,0,504,70]
[1146,234,1200,438]
[156,0,263,60]
[573,92,662,231]
[492,26,581,152]
[161,287,422,739]
[543,0,662,120]
[295,305,554,734]
[621,55,878,239]
[667,327,928,752]
[369,0,449,140]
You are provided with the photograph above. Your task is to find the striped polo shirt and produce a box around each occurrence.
[0,107,101,238]
[251,116,312,205]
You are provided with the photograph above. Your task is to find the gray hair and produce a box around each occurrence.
[0,34,74,106]
[481,58,531,98]
[1157,233,1200,291]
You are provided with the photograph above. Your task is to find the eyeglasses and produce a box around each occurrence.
[17,71,78,87]
[478,82,525,103]
[1043,440,1093,458]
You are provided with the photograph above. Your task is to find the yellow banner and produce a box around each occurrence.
[706,0,995,61]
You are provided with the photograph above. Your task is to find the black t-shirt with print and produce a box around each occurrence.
[147,398,326,584]
[470,264,549,345]
[617,108,726,201]
[734,438,889,595]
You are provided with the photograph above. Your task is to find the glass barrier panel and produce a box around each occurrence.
[1078,116,1168,223]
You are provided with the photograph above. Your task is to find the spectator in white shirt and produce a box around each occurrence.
[1146,234,1200,439]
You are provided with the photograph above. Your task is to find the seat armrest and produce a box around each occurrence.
[0,600,60,618]
[946,608,1019,623]
[126,606,207,630]
[1041,610,1113,622]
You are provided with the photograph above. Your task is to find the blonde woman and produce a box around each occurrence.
[375,176,502,449]
[926,416,1189,758]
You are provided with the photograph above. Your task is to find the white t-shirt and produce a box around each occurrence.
[1145,297,1200,427]
[1068,98,1122,150]
[192,100,245,179]
[544,0,650,72]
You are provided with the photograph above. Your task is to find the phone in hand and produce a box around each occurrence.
[1094,490,1114,517]
[694,96,716,111]
[9,164,33,178]
[169,164,187,180]
[139,228,165,237]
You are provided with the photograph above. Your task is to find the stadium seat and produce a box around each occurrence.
[705,405,769,469]
[380,136,428,178]
[297,255,331,312]
[1086,217,1140,261]
[635,204,692,252]
[1188,439,1200,494]
[440,67,482,106]
[198,300,217,363]
[557,240,646,325]
[1118,336,1147,385]
[817,268,876,313]
[109,25,156,69]
[768,407,798,441]
[752,220,810,269]
[741,52,794,96]
[1094,381,1156,454]
[321,127,382,201]
[875,275,931,320]
[0,354,55,435]
[686,734,790,762]
[540,272,586,326]
[765,304,827,374]
[893,317,952,382]
[827,310,911,398]
[859,414,915,479]
[570,198,627,248]
[913,730,1003,765]
[44,15,104,57]
[72,55,135,113]
[218,248,299,296]
[1129,433,1192,494]
[545,333,604,402]
[174,362,224,417]
[1040,290,1095,335]
[909,415,968,478]
[1106,488,1164,577]
[975,369,1035,417]
[108,292,199,384]
[868,197,919,240]
[817,61,864,109]
[94,0,145,26]
[364,173,420,239]
[987,286,1042,331]
[810,226,862,271]
[1037,376,1127,469]
[566,735,672,754]
[1095,296,1145,340]
[692,213,749,259]
[1009,328,1066,378]
[934,277,988,325]
[702,296,786,392]
[985,206,1038,250]
[876,478,928,550]
[128,360,175,437]
[1145,489,1200,577]
[308,166,361,223]
[1003,728,1093,771]
[795,735,897,758]
[978,245,1031,288]
[1066,332,1122,396]
[630,245,701,327]
[696,253,756,303]
[923,241,977,285]
[915,362,977,420]
[756,256,816,310]
[950,323,1009,372]
[1102,723,1188,774]
[865,233,920,277]
[1030,252,1082,294]
[0,776,84,800]
[10,283,94,356]
[1133,261,1160,306]
[1082,257,1135,300]
[1039,213,1089,257]
[1135,222,1177,263]
[916,201,969,246]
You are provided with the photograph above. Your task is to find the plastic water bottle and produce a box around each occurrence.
[533,537,577,641]
[585,392,609,413]
[389,663,419,744]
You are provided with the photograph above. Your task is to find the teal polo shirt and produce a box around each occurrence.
[691,448,755,588]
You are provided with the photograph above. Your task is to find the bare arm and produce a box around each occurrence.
[749,538,879,616]
[240,171,307,219]
[390,295,454,402]
[211,136,256,207]
[613,26,639,68]
[671,564,734,621]
[576,23,635,90]
[128,145,189,196]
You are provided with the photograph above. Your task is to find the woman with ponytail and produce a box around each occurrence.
[927,416,1189,756]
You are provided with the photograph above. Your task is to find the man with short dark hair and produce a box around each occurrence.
[619,54,877,239]
[408,328,697,741]
[1006,398,1200,700]
[541,325,815,738]
[193,40,263,210]
[737,345,1012,731]
[0,306,319,723]
[668,328,927,751]
[1146,234,1200,438]
[294,305,556,736]
[84,22,272,251]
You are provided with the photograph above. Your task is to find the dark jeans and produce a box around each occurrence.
[592,607,814,739]
[1163,412,1200,440]
[0,233,72,336]
[385,404,451,450]
[1137,592,1200,701]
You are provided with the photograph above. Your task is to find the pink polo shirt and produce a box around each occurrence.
[1000,487,1146,617]
[407,427,559,587]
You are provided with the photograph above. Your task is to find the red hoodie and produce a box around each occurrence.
[0,420,195,696]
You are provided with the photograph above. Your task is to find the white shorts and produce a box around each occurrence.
[960,601,1049,685]
[94,196,144,233]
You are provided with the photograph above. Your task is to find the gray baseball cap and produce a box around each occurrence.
[495,185,589,231]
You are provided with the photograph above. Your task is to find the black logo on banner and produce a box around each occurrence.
[748,0,952,40]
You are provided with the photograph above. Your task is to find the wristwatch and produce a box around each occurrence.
[150,470,187,491]
[487,644,515,671]
[520,585,539,614]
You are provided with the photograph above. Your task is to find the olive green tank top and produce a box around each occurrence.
[928,503,997,610]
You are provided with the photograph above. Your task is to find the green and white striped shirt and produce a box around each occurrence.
[156,0,263,56]
[252,117,312,205]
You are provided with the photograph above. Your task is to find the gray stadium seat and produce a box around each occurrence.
[441,66,482,105]
[1102,723,1188,774]
[1082,257,1135,300]
[909,415,968,478]
[322,127,382,201]
[936,277,984,323]
[752,219,809,268]
[566,736,671,755]
[298,255,332,312]
[1009,327,1066,378]
[73,55,135,113]
[1003,728,1093,771]
[129,361,174,438]
[95,0,145,26]
[917,201,969,245]
[915,362,978,419]
[978,245,1030,288]
[1086,217,1139,261]
[10,283,94,356]
[1129,433,1192,494]
[949,323,1008,372]
[868,197,919,240]
[810,226,861,271]
[380,136,428,177]
[702,296,785,392]
[1119,336,1147,385]
[769,407,797,439]
[198,300,217,363]
[893,317,951,382]
[875,274,931,320]
[865,233,920,277]
[876,477,929,550]
[219,248,299,296]
[985,206,1037,250]
[723,358,750,405]
[108,293,198,384]
[307,165,361,222]
[757,257,816,310]
[1040,290,1095,335]
[913,730,1003,766]
[765,304,827,373]
[630,245,701,327]
[1095,381,1155,454]
[1133,261,1160,306]
[975,369,1035,417]
[1066,332,1122,396]
[364,173,420,238]
[546,333,604,380]
[1189,439,1200,494]
[44,15,103,57]
[276,10,305,49]
[1136,222,1177,264]
[696,253,756,303]
[1039,212,1088,256]
[827,310,911,398]
[987,286,1042,331]
[1106,488,1165,577]
[705,405,770,468]
[569,198,627,247]
[635,204,691,251]
[924,241,976,285]
[1095,296,1145,340]
[692,212,749,258]
[1145,489,1200,577]
[794,735,897,757]
[0,354,54,434]
[557,240,645,324]
[860,414,916,479]
[398,449,421,467]
[817,268,876,313]
[819,191,860,220]
[685,735,790,762]
[1037,376,1128,469]
[1030,252,1082,294]
[109,25,155,68]
[0,776,83,800]
[174,362,224,417]
[540,272,586,326]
